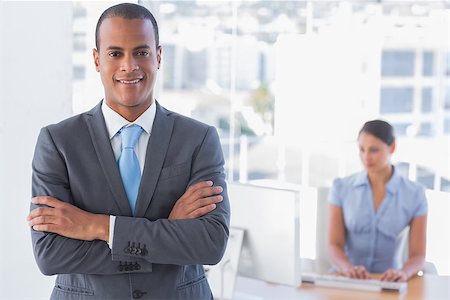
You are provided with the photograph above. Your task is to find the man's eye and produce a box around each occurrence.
[109,52,121,57]
[136,51,149,56]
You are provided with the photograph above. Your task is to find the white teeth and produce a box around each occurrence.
[119,79,141,84]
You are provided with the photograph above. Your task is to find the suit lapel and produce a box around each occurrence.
[84,102,132,216]
[135,103,174,217]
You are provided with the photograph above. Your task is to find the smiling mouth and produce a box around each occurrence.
[117,78,143,84]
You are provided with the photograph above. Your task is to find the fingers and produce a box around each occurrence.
[185,184,223,204]
[31,224,59,233]
[27,213,61,233]
[184,181,214,198]
[27,198,61,233]
[178,194,223,218]
[182,181,223,208]
[344,265,370,279]
[168,181,224,221]
[26,206,55,222]
[380,269,395,281]
[188,203,217,219]
[28,215,58,227]
[380,269,407,282]
[343,268,356,278]
[192,195,223,210]
[31,196,65,208]
[355,266,370,279]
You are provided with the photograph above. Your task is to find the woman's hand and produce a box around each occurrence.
[341,265,371,279]
[380,268,408,282]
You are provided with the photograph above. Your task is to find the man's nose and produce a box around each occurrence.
[120,54,139,72]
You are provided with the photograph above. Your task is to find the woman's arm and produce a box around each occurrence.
[380,214,427,281]
[403,214,427,277]
[327,204,370,279]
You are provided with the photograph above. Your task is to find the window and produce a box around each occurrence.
[73,65,85,80]
[418,122,433,137]
[381,50,415,77]
[391,123,411,136]
[380,87,413,113]
[162,44,176,89]
[444,118,450,134]
[417,166,435,189]
[421,87,433,113]
[73,3,87,18]
[444,86,450,110]
[182,50,208,89]
[445,52,450,77]
[422,51,434,77]
[441,177,450,192]
[73,32,86,52]
[394,162,409,177]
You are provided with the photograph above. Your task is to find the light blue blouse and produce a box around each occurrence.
[328,167,427,273]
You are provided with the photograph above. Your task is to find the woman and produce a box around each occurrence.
[327,120,427,282]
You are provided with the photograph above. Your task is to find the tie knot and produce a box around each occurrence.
[120,125,143,149]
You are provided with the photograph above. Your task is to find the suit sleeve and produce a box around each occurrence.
[30,127,153,275]
[112,126,230,265]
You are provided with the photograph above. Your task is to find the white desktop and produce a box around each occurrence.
[206,182,302,299]
[227,182,302,287]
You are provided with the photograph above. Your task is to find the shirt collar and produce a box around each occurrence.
[385,166,402,194]
[101,100,156,139]
[353,166,401,194]
[353,170,370,187]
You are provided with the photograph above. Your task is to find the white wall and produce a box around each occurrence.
[0,2,73,299]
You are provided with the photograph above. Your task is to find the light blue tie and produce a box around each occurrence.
[118,125,143,215]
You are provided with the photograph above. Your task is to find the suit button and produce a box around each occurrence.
[118,264,124,272]
[124,246,131,254]
[141,247,148,256]
[134,263,141,270]
[132,290,146,299]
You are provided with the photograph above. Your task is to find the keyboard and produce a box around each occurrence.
[301,273,408,293]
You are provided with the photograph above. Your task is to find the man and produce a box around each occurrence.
[26,3,230,299]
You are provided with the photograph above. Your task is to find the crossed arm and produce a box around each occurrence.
[27,181,223,242]
[28,125,229,275]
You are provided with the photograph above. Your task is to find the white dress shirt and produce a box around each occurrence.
[101,100,156,248]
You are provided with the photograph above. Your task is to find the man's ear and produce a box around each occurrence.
[157,46,162,69]
[93,48,100,72]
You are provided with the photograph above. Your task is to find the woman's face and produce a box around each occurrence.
[358,132,395,173]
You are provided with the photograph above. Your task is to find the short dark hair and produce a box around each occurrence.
[359,120,395,146]
[95,3,159,50]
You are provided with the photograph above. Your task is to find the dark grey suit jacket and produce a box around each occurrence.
[30,101,230,299]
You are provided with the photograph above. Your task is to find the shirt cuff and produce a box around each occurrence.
[108,215,116,249]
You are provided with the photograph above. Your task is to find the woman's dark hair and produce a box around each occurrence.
[358,120,395,146]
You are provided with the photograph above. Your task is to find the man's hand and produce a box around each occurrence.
[168,181,223,221]
[340,265,371,280]
[380,268,408,282]
[27,196,109,242]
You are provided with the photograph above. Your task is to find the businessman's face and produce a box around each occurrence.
[93,17,161,120]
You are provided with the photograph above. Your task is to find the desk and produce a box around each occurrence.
[234,275,450,300]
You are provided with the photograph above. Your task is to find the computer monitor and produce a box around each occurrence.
[227,182,301,287]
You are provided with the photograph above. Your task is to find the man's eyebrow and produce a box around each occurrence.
[134,44,152,50]
[106,46,123,51]
[105,45,152,51]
